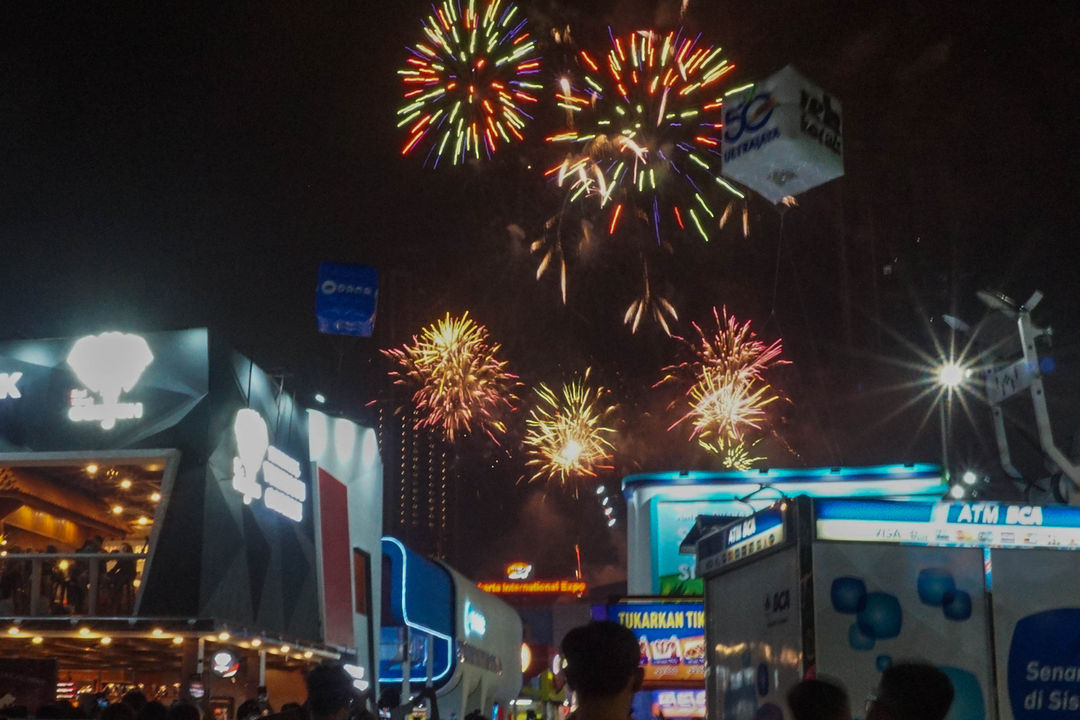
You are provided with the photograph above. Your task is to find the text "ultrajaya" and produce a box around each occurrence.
[477,580,587,594]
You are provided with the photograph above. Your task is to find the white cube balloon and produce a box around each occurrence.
[721,65,843,204]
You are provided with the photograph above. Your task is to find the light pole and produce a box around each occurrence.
[936,361,966,485]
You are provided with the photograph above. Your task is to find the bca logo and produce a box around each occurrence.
[0,372,23,400]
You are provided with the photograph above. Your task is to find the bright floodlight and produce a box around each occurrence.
[314,393,326,404]
[595,485,606,495]
[937,362,966,389]
[607,518,616,527]
[962,470,978,486]
[948,485,965,499]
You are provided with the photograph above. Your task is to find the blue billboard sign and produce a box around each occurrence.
[315,263,378,337]
[598,600,706,687]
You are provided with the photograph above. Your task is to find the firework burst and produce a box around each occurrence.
[382,312,518,442]
[698,435,765,470]
[524,368,616,490]
[545,28,744,242]
[397,0,542,166]
[658,307,787,459]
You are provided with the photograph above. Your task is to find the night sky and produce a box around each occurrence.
[3,1,1079,579]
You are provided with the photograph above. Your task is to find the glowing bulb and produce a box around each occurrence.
[120,478,132,490]
[32,636,43,644]
[59,559,70,571]
[251,638,262,648]
[173,636,184,645]
[152,628,163,637]
[137,516,149,526]
[521,643,532,673]
[218,632,230,641]
[948,485,965,499]
[303,650,314,659]
[86,464,99,475]
[151,492,161,502]
[607,518,616,527]
[962,470,978,486]
[280,645,290,653]
[112,505,123,515]
[8,627,19,636]
[101,637,112,645]
[937,362,965,389]
[78,627,90,636]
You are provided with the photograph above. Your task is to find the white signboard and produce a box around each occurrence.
[66,332,153,429]
[813,543,993,720]
[990,549,1080,720]
[0,372,22,400]
[231,408,306,522]
[705,547,802,720]
[722,65,843,203]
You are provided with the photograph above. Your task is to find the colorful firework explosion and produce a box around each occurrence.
[698,436,765,470]
[658,307,786,454]
[545,28,744,242]
[382,312,518,442]
[524,368,616,489]
[397,0,542,166]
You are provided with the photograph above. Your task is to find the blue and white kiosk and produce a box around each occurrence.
[380,538,522,720]
[695,497,1080,720]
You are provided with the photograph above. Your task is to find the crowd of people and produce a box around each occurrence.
[559,620,956,720]
[3,619,956,720]
[0,540,140,616]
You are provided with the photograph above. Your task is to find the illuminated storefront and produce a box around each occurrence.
[0,329,383,711]
[622,465,946,595]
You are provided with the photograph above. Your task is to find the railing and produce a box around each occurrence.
[0,552,146,617]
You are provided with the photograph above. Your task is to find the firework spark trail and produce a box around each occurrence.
[657,307,787,455]
[698,435,765,470]
[524,368,616,490]
[382,312,518,443]
[397,0,541,167]
[545,27,743,241]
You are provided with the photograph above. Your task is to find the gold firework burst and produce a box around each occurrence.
[524,368,617,489]
[382,312,518,443]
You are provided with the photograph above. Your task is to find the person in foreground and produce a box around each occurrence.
[787,677,852,720]
[866,662,953,720]
[560,620,643,720]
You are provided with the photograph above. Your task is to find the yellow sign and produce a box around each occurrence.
[477,579,586,595]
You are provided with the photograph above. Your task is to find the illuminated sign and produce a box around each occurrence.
[344,664,370,692]
[0,372,22,399]
[506,562,533,580]
[477,579,586,595]
[464,599,487,638]
[605,601,706,687]
[211,650,240,678]
[231,408,306,522]
[696,506,787,577]
[66,332,153,429]
[651,690,707,719]
[814,500,1080,549]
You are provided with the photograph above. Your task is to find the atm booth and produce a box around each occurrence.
[0,329,383,711]
[380,538,523,720]
[695,497,1080,720]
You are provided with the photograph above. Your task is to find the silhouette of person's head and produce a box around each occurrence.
[787,678,851,720]
[560,621,643,702]
[307,663,356,720]
[867,663,953,720]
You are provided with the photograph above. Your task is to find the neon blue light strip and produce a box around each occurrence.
[815,499,934,522]
[623,464,943,493]
[380,537,455,683]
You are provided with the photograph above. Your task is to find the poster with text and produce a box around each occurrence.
[990,548,1080,719]
[705,547,803,720]
[813,543,992,720]
[610,600,706,686]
